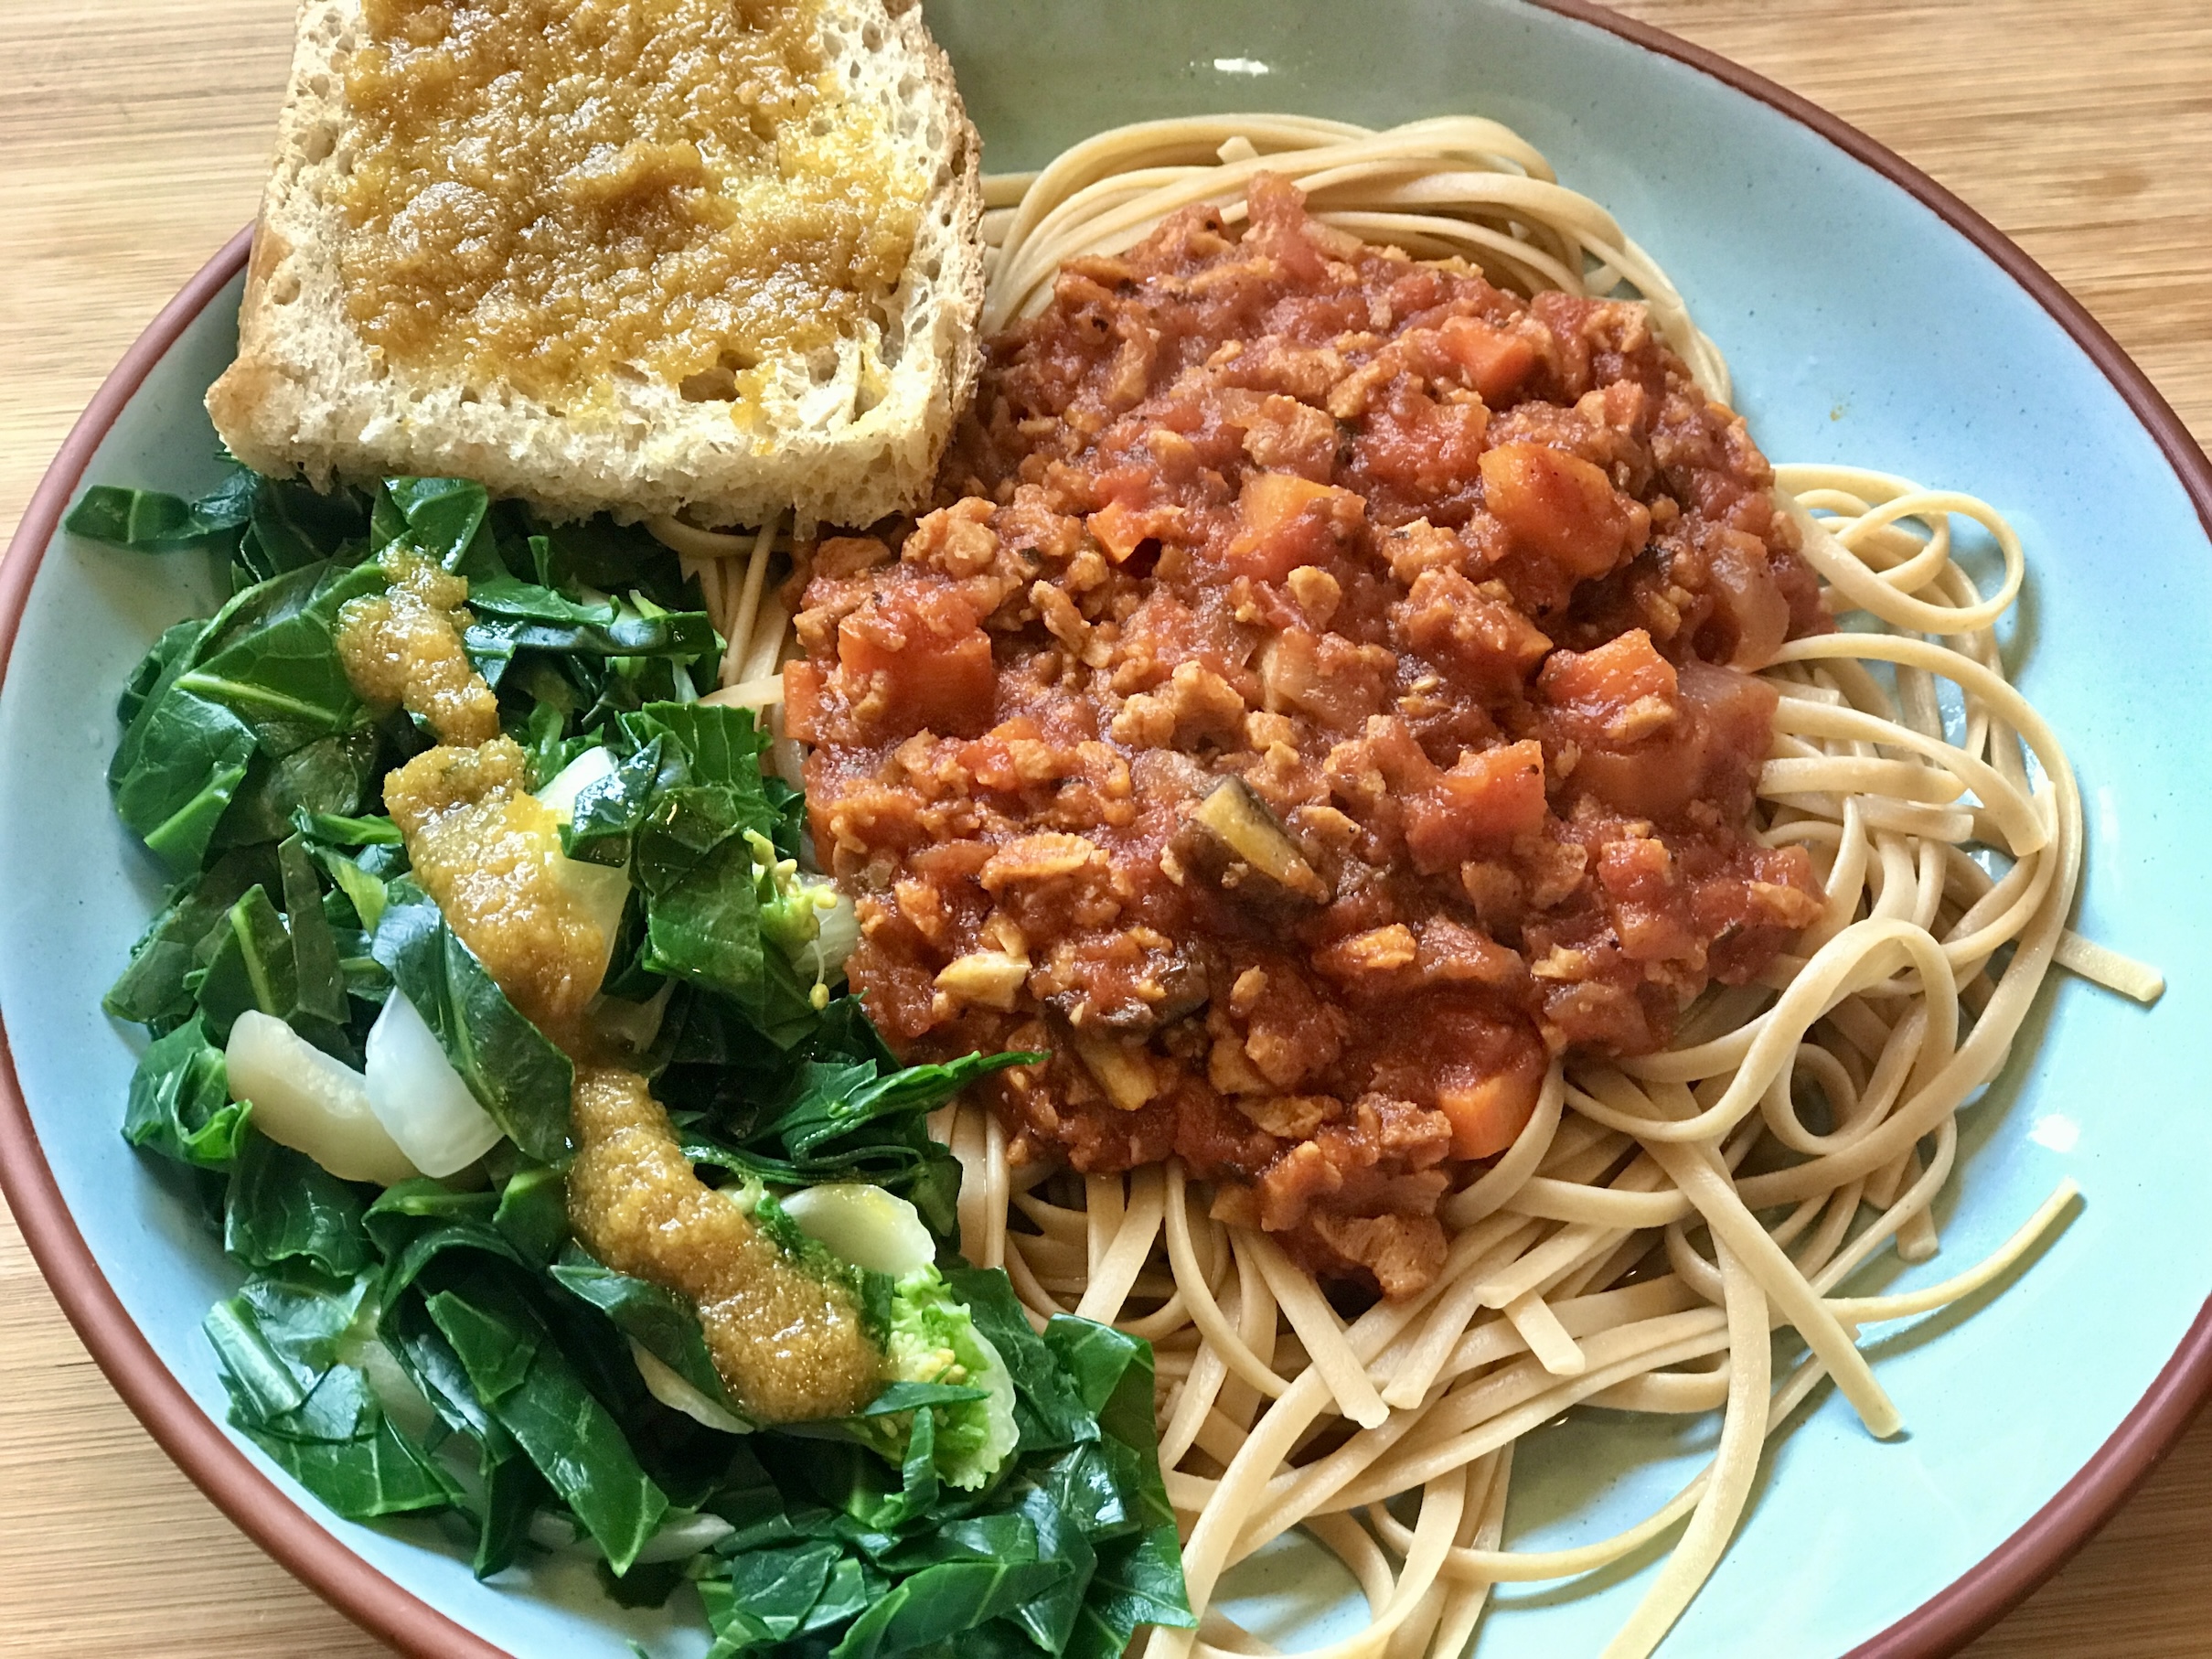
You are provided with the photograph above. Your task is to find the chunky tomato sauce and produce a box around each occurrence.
[786,177,1826,1296]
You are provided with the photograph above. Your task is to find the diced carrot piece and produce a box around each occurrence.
[837,583,998,738]
[1436,1035,1546,1160]
[1403,739,1548,873]
[1480,441,1640,578]
[1225,472,1363,583]
[1439,316,1539,402]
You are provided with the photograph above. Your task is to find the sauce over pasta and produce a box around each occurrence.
[787,177,1829,1296]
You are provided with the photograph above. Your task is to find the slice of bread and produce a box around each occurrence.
[208,0,983,530]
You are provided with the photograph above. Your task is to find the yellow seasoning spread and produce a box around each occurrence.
[336,0,925,403]
[566,1065,881,1422]
[381,736,621,1040]
[336,548,501,746]
[337,562,879,1423]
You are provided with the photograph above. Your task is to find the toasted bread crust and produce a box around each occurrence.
[208,0,984,530]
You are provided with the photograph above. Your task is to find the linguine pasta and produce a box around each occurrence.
[658,115,2161,1659]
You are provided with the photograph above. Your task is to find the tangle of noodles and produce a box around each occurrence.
[667,115,2164,1657]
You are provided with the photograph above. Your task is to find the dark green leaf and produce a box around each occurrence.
[381,476,501,580]
[174,560,382,756]
[598,1553,691,1609]
[68,471,255,555]
[113,686,256,873]
[477,1441,551,1579]
[206,1291,452,1523]
[425,1279,669,1574]
[192,884,298,1043]
[370,886,574,1164]
[529,516,691,608]
[494,1165,570,1267]
[249,476,369,576]
[829,1556,1071,1659]
[943,1268,1096,1455]
[1004,1484,1097,1654]
[213,730,379,849]
[763,1053,1036,1163]
[114,619,205,742]
[295,810,404,848]
[279,834,349,1026]
[123,1014,250,1169]
[105,848,272,1027]
[850,1381,989,1419]
[225,1129,370,1278]
[1073,1524,1198,1658]
[700,1540,840,1651]
[234,1262,371,1372]
[560,737,668,868]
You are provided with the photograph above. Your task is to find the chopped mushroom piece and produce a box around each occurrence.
[1191,776,1330,904]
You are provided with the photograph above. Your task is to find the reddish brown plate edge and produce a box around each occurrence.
[3,5,2211,1655]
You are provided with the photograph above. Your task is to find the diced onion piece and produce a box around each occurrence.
[224,1010,418,1185]
[631,1341,750,1435]
[781,1183,936,1277]
[554,855,632,956]
[1072,1030,1159,1111]
[535,744,619,821]
[535,752,633,992]
[364,989,505,1177]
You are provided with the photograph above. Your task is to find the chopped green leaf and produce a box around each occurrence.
[225,1129,371,1278]
[123,1014,250,1169]
[426,1279,670,1574]
[370,885,573,1165]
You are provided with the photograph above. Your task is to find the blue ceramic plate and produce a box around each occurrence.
[4,3,2207,1655]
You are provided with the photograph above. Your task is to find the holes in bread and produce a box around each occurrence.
[679,348,757,403]
[862,21,882,49]
[303,123,336,165]
[271,270,302,305]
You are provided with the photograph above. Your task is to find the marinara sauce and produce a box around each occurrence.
[787,177,1827,1297]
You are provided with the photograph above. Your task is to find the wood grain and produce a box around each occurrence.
[2,1,2207,1654]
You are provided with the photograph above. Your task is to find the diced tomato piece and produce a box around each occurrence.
[1225,472,1363,583]
[1439,316,1539,403]
[780,660,829,744]
[1087,499,1151,562]
[1480,441,1643,578]
[837,582,998,738]
[1403,739,1548,873]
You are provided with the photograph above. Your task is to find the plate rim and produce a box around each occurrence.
[2,5,2208,1655]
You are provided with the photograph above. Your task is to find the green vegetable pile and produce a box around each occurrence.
[75,463,1195,1658]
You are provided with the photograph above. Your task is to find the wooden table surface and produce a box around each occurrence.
[4,0,2210,1653]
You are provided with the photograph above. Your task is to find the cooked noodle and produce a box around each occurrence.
[684,115,2158,1657]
